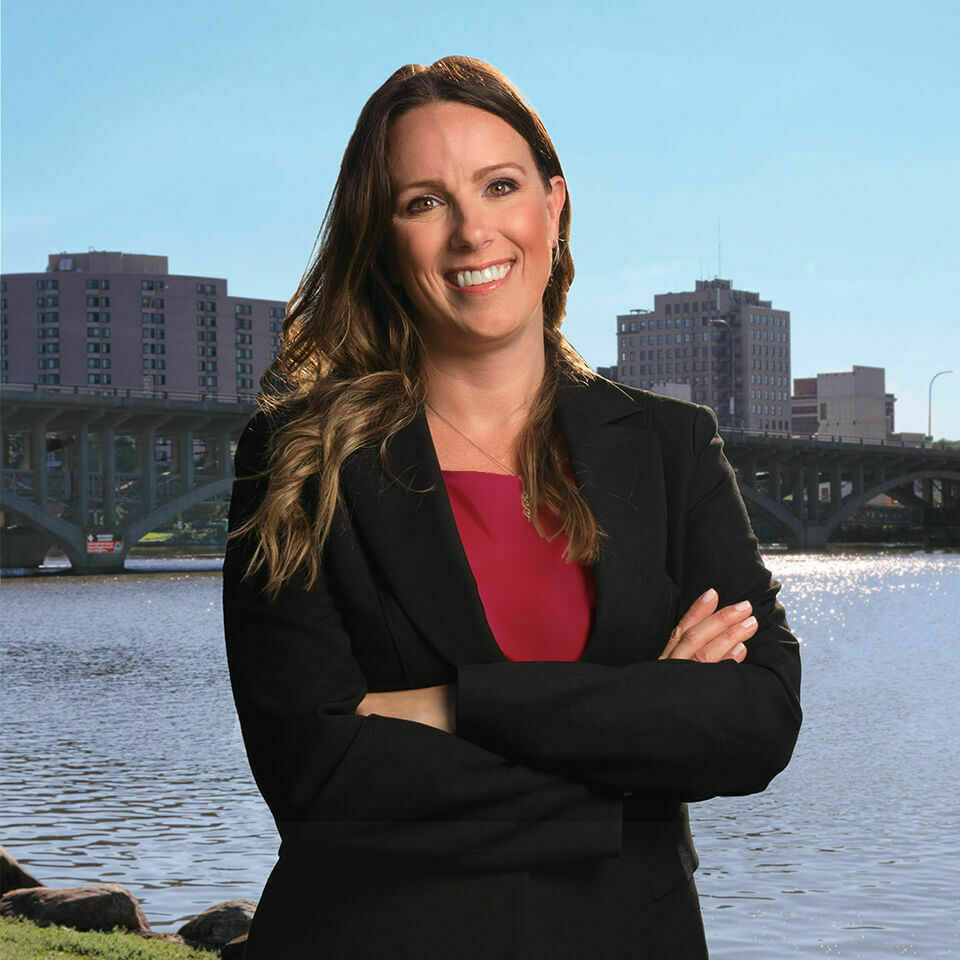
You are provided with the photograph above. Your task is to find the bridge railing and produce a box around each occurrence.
[719,426,957,452]
[0,380,259,406]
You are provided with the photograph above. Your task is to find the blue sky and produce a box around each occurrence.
[3,0,958,437]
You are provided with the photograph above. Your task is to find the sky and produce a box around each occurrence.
[3,0,959,438]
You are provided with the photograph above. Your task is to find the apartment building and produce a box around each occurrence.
[0,250,287,399]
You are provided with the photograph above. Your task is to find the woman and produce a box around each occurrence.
[223,56,802,959]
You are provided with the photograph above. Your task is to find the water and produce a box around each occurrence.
[2,552,959,956]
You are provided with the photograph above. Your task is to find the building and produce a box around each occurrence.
[791,377,818,434]
[613,278,791,431]
[0,250,287,399]
[789,365,894,441]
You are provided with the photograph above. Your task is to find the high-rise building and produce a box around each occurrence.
[0,250,287,399]
[613,278,792,431]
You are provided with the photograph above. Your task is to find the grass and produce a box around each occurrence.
[0,917,219,960]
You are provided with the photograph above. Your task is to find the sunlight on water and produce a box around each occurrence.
[2,552,959,956]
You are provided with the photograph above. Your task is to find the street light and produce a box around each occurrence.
[710,316,735,427]
[928,370,953,442]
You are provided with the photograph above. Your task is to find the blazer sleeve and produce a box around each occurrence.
[223,414,622,872]
[454,404,802,803]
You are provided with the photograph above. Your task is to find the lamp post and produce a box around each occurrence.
[710,316,734,428]
[928,370,953,442]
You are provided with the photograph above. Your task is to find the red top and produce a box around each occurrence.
[442,470,595,662]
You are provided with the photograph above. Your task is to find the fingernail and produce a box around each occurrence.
[734,600,751,612]
[733,643,746,656]
[740,615,757,629]
[700,588,717,603]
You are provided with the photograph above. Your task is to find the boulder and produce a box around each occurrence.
[0,883,151,933]
[177,898,257,947]
[0,846,43,896]
[221,933,249,959]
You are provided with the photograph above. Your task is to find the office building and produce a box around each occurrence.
[0,250,287,399]
[790,365,895,441]
[614,278,791,431]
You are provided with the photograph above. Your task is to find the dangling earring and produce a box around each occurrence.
[550,241,560,274]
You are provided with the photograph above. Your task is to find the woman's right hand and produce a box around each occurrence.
[659,588,756,663]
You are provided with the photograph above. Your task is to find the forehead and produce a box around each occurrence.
[387,101,536,186]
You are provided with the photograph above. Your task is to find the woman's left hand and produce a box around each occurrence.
[355,684,456,734]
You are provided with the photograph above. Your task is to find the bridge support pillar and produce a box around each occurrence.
[922,477,935,507]
[769,460,782,505]
[831,463,843,508]
[790,470,804,518]
[30,421,49,508]
[179,430,195,495]
[102,426,116,528]
[140,428,157,512]
[75,423,90,529]
[806,465,820,523]
[218,432,233,479]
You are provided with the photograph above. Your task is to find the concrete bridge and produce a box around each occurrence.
[1,384,255,572]
[2,385,959,571]
[719,428,960,547]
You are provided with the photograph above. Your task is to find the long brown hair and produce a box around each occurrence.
[234,56,601,598]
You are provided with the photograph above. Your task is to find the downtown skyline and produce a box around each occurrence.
[2,0,958,438]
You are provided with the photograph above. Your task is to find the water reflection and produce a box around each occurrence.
[2,553,959,956]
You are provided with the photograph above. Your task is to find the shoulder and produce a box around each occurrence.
[235,400,307,478]
[562,373,717,454]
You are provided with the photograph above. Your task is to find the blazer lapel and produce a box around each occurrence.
[340,406,507,666]
[340,375,675,669]
[557,376,675,665]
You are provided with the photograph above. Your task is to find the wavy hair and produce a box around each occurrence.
[233,55,602,598]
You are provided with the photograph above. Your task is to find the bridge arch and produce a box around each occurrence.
[0,490,88,567]
[822,470,960,540]
[2,475,234,571]
[125,478,233,545]
[738,485,804,546]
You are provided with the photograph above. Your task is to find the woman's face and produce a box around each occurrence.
[387,101,565,357]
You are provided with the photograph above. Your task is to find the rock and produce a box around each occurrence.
[177,898,257,948]
[0,883,151,933]
[0,846,43,896]
[221,933,249,959]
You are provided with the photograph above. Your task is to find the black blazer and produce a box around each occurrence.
[222,374,802,960]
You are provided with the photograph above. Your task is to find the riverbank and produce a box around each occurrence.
[0,916,217,959]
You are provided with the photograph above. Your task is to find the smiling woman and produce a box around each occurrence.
[222,56,802,960]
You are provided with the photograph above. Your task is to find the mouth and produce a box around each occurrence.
[445,258,515,291]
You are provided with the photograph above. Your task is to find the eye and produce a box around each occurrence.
[405,195,441,214]
[487,178,518,197]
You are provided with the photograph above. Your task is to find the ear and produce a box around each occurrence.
[545,175,566,247]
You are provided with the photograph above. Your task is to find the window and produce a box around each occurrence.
[235,303,252,315]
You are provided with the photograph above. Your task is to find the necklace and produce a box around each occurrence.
[426,402,532,521]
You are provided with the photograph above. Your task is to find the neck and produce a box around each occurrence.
[422,330,547,432]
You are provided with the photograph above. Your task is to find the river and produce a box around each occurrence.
[2,551,958,956]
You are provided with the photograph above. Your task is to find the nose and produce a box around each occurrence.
[448,194,495,252]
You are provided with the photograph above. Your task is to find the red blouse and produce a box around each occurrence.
[442,470,595,662]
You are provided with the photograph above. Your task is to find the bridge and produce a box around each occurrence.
[1,384,255,572]
[2,384,959,572]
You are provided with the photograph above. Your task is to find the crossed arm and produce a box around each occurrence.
[357,587,759,734]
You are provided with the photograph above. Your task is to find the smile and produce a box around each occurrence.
[447,260,514,289]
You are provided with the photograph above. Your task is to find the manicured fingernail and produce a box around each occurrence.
[734,600,751,612]
[700,588,717,603]
[733,643,746,656]
[740,616,757,629]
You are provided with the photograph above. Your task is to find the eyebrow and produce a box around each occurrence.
[395,162,528,195]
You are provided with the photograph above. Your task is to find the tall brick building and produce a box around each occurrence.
[0,250,287,399]
[613,278,792,432]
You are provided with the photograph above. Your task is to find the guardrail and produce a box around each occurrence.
[0,381,259,405]
[718,426,958,452]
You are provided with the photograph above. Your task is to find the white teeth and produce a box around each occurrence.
[455,262,512,287]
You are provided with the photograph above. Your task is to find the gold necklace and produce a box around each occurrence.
[426,403,532,521]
